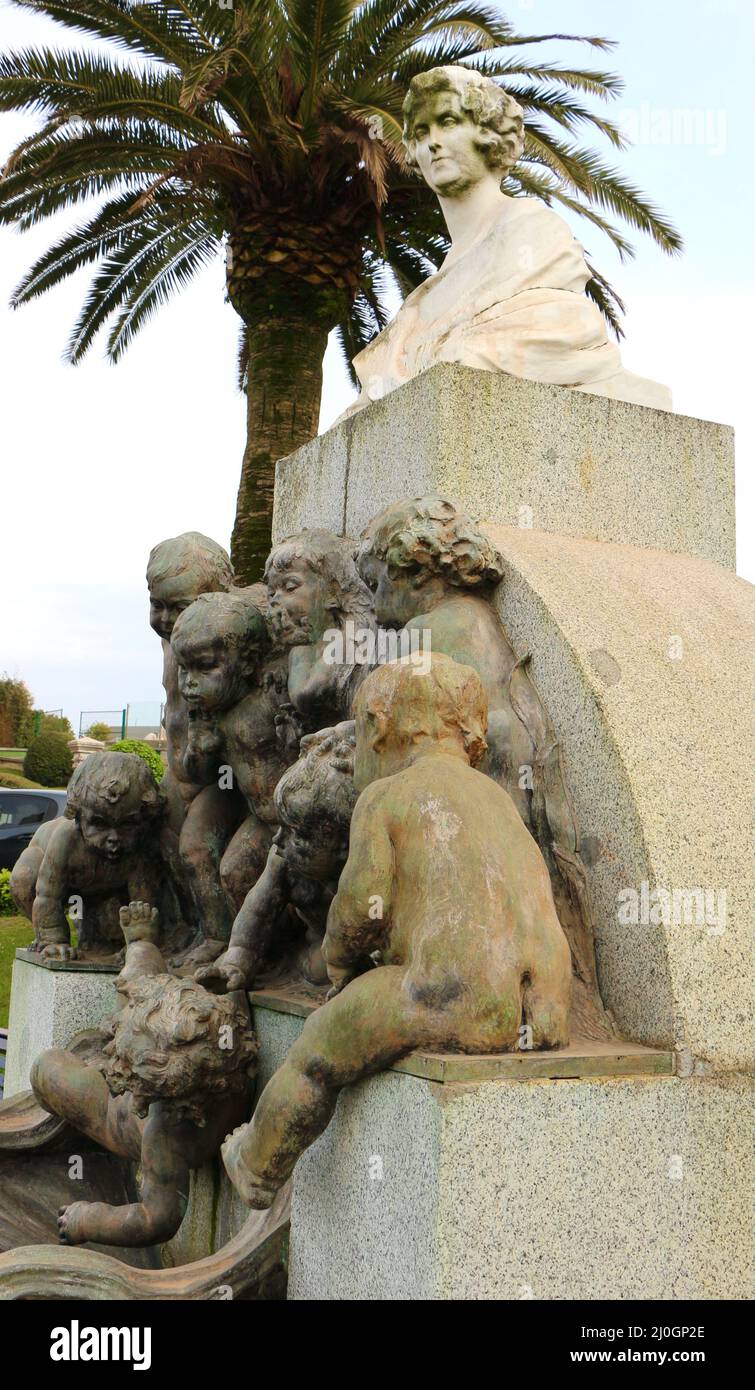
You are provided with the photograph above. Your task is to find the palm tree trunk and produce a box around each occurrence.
[231,314,329,583]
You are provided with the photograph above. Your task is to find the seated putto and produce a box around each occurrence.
[221,654,571,1208]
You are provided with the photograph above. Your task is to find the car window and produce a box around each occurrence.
[0,794,55,828]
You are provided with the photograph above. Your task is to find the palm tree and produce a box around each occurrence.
[0,1,682,582]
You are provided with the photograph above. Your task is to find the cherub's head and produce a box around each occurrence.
[272,722,357,881]
[65,752,163,862]
[264,529,374,648]
[102,975,257,1124]
[147,532,233,641]
[402,66,524,197]
[357,495,505,627]
[171,592,269,715]
[353,653,487,790]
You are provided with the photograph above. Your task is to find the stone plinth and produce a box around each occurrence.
[484,525,754,1071]
[290,1062,751,1302]
[67,735,105,768]
[273,364,735,568]
[3,952,118,1098]
[271,370,752,1071]
[247,999,749,1301]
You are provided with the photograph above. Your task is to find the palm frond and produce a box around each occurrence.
[522,124,683,253]
[106,227,218,360]
[585,261,626,340]
[8,0,208,68]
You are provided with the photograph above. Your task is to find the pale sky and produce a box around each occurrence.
[0,0,752,730]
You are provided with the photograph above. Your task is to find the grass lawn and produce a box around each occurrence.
[0,914,35,1029]
[0,770,43,788]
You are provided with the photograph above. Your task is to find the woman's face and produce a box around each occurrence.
[410,89,490,196]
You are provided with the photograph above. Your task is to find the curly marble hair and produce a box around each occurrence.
[356,654,488,767]
[402,66,525,175]
[146,531,233,594]
[265,530,375,632]
[101,975,257,1124]
[65,752,163,823]
[274,721,357,831]
[358,495,505,591]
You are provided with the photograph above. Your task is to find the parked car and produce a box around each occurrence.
[0,789,67,871]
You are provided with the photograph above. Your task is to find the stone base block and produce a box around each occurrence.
[247,1000,751,1301]
[3,952,118,1098]
[273,364,735,567]
[288,1061,751,1302]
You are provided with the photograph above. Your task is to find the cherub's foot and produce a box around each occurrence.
[119,900,159,945]
[173,938,227,970]
[57,1201,89,1245]
[221,1126,279,1209]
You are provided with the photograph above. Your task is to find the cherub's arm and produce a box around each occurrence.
[287,645,334,724]
[32,822,74,955]
[197,846,289,992]
[58,1105,189,1248]
[322,785,394,993]
[183,710,224,786]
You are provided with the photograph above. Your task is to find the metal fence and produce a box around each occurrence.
[77,705,165,744]
[79,710,126,740]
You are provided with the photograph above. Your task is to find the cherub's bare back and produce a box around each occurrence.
[381,755,566,990]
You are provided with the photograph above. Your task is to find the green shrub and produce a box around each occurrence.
[108,739,164,783]
[0,869,16,916]
[84,721,112,743]
[23,732,73,787]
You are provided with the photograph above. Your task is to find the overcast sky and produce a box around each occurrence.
[1,0,752,732]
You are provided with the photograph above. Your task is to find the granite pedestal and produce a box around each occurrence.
[248,994,750,1301]
[3,952,118,1098]
[266,368,752,1300]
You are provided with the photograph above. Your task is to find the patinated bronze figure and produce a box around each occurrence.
[29,901,256,1248]
[10,753,164,960]
[221,654,571,1208]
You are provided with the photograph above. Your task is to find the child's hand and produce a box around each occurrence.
[274,705,305,760]
[119,901,159,945]
[37,941,76,963]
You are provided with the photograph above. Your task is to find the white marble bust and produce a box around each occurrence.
[339,66,671,419]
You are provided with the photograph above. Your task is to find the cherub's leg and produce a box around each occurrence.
[222,966,427,1206]
[219,814,273,917]
[157,776,197,942]
[30,1048,113,1149]
[9,843,43,920]
[177,783,244,956]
